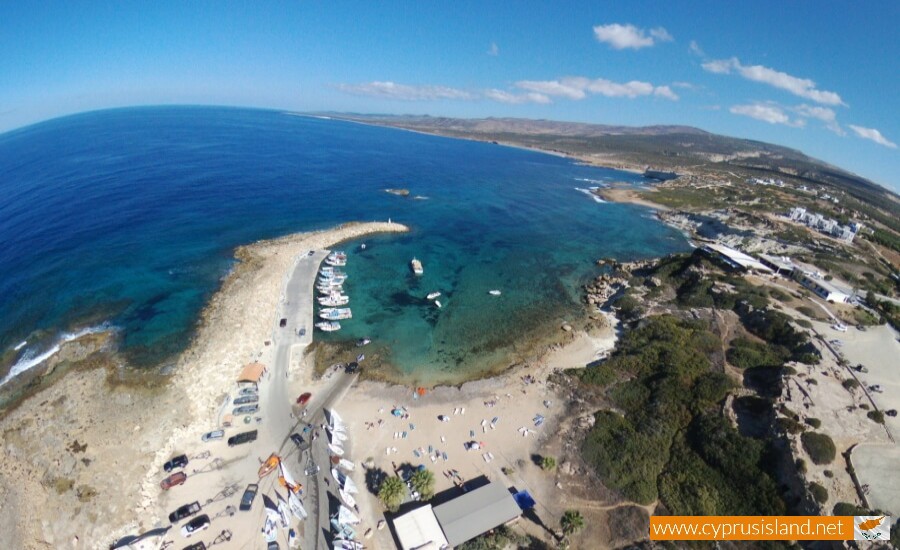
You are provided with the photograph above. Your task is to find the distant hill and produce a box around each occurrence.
[319,113,899,214]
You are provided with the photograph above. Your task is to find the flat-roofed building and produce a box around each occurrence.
[702,244,774,274]
[432,481,521,548]
[391,504,449,550]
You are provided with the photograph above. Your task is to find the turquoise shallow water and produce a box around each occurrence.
[0,107,689,383]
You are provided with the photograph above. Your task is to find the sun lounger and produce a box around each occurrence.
[442,452,448,461]
[413,449,421,458]
[402,431,408,438]
[469,430,475,438]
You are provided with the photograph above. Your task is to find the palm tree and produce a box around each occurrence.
[540,455,557,471]
[560,509,584,538]
[378,476,406,512]
[409,468,435,500]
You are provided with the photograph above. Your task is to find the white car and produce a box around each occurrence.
[181,514,210,537]
[201,430,224,442]
[832,323,848,332]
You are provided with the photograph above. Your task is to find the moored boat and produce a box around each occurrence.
[316,321,341,332]
[320,308,352,320]
[434,300,442,309]
[318,294,350,306]
[426,291,441,300]
[489,290,501,296]
[410,257,423,275]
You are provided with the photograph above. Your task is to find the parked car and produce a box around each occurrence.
[832,323,848,332]
[163,454,189,472]
[201,430,224,442]
[233,395,259,405]
[180,514,210,537]
[887,410,898,417]
[267,543,280,550]
[239,483,259,511]
[290,433,305,449]
[296,392,312,405]
[233,404,259,415]
[238,386,258,396]
[307,250,314,256]
[183,543,206,550]
[227,430,258,447]
[299,327,306,337]
[279,318,287,328]
[160,471,187,490]
[168,501,201,523]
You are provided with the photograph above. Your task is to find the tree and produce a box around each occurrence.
[409,468,435,500]
[540,455,557,471]
[560,510,585,538]
[378,476,405,512]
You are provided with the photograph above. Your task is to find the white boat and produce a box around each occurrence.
[316,321,341,332]
[325,256,346,267]
[434,300,442,309]
[319,273,347,284]
[356,338,371,347]
[318,286,344,296]
[489,290,502,296]
[320,308,352,320]
[319,294,350,306]
[360,243,366,250]
[426,291,441,300]
[410,258,423,275]
[339,488,356,508]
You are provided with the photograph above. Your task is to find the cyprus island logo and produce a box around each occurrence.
[854,515,890,541]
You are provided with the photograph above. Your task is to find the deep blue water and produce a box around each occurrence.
[0,107,689,384]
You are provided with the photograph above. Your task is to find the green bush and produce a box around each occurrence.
[727,338,790,369]
[540,455,557,471]
[796,319,813,328]
[409,468,435,500]
[457,526,527,550]
[801,432,836,465]
[842,379,859,390]
[809,482,828,504]
[377,476,406,512]
[805,418,822,429]
[796,459,807,475]
[833,502,871,516]
[867,410,885,424]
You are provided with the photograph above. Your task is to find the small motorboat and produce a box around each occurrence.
[434,300,442,309]
[489,290,501,296]
[357,354,365,362]
[426,291,441,300]
[356,338,371,347]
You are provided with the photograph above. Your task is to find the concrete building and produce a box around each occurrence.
[794,272,851,303]
[432,481,521,548]
[392,505,449,550]
[702,244,773,274]
[785,206,860,243]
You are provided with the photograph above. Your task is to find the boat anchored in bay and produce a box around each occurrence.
[410,257,423,275]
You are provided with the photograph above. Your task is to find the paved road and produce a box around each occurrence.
[261,249,362,550]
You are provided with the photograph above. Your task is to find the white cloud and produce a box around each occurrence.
[653,86,680,100]
[484,89,551,104]
[730,103,804,127]
[593,23,673,50]
[702,57,844,106]
[689,40,704,56]
[650,27,674,42]
[515,79,587,99]
[336,81,475,101]
[848,125,897,149]
[795,104,844,135]
[487,42,499,56]
[516,76,678,101]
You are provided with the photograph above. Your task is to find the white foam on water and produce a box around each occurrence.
[0,324,112,387]
[573,187,606,203]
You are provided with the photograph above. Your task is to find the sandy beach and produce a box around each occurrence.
[592,187,670,211]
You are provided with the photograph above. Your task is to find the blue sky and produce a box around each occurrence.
[1,1,898,190]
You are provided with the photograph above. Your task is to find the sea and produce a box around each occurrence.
[0,106,690,388]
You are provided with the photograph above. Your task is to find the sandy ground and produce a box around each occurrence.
[333,322,618,549]
[0,222,407,550]
[593,187,670,211]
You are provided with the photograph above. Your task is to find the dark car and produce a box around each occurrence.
[168,501,201,523]
[280,318,287,327]
[345,362,359,374]
[160,471,187,490]
[267,543,280,550]
[233,395,259,405]
[299,327,306,336]
[239,483,259,511]
[183,543,206,550]
[296,392,312,405]
[290,432,306,448]
[163,454,189,472]
[227,430,258,447]
[233,404,259,415]
[180,514,210,537]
